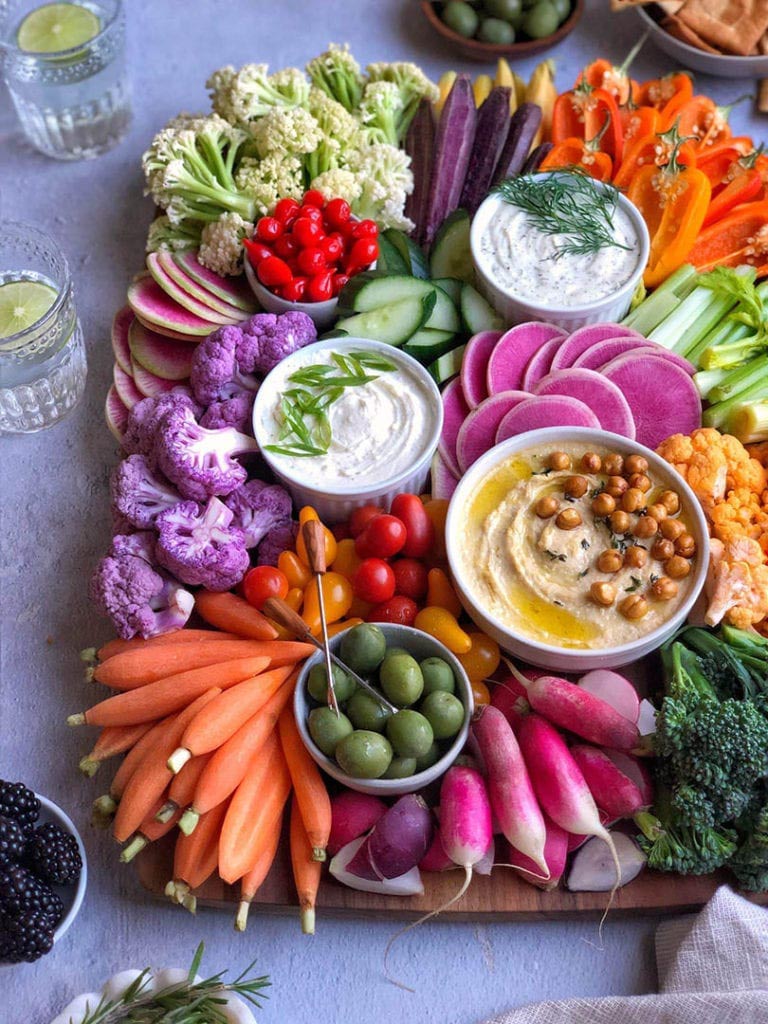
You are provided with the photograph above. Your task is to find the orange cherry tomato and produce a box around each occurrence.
[295,506,337,567]
[302,572,353,635]
[242,566,289,610]
[471,680,491,706]
[326,617,364,638]
[422,499,449,561]
[413,606,472,654]
[285,587,303,612]
[458,632,502,683]
[426,567,462,617]
[331,538,362,581]
[278,550,313,590]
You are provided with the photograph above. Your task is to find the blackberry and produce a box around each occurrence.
[27,823,82,885]
[0,864,63,927]
[0,816,26,868]
[0,781,40,835]
[0,910,54,963]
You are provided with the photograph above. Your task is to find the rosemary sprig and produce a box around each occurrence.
[77,944,269,1024]
[494,172,632,259]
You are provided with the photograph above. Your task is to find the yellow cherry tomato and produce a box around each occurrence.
[422,499,449,561]
[426,567,462,617]
[285,587,303,612]
[296,506,337,567]
[414,606,472,654]
[302,572,353,635]
[458,632,502,682]
[471,680,491,706]
[278,550,313,590]
[327,617,364,638]
[331,538,362,580]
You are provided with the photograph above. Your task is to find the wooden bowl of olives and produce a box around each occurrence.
[420,0,584,59]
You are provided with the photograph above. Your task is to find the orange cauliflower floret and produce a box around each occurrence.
[718,433,767,492]
[710,487,768,547]
[747,441,768,469]
[705,537,768,629]
[656,430,728,516]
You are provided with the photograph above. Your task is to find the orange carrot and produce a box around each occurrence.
[166,798,230,913]
[218,735,292,884]
[92,640,287,689]
[79,722,154,777]
[289,797,323,935]
[169,665,296,773]
[235,809,283,931]
[70,656,269,728]
[120,797,180,863]
[278,706,331,862]
[112,688,221,843]
[91,715,173,825]
[96,630,242,661]
[178,672,297,835]
[195,590,279,640]
[156,752,213,823]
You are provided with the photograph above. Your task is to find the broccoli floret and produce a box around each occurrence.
[237,311,316,376]
[155,498,249,592]
[146,215,200,254]
[198,212,254,277]
[110,454,183,529]
[679,627,765,700]
[155,405,258,502]
[636,788,739,875]
[306,44,363,112]
[224,479,292,549]
[730,798,768,893]
[190,324,261,405]
[199,390,255,434]
[123,388,201,459]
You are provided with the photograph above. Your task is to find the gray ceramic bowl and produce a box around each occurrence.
[637,6,768,77]
[293,623,473,796]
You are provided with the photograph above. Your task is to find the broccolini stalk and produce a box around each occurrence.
[636,786,738,876]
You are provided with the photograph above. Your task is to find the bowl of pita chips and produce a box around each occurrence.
[633,0,768,77]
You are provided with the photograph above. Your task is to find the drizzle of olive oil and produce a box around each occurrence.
[466,457,532,521]
[505,582,600,648]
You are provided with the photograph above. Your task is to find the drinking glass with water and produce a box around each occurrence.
[0,0,131,160]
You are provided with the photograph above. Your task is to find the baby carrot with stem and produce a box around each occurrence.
[165,798,231,913]
[91,715,174,826]
[195,590,279,640]
[79,722,154,777]
[235,810,283,932]
[278,705,331,861]
[156,752,213,823]
[289,797,322,935]
[96,629,241,661]
[120,797,180,864]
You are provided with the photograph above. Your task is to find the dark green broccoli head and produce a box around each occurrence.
[729,800,768,893]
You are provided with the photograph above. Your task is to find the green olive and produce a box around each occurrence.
[420,657,456,695]
[420,691,465,740]
[307,663,355,704]
[442,0,480,36]
[414,741,442,772]
[335,730,393,779]
[483,0,523,20]
[308,707,353,757]
[550,0,571,21]
[382,756,417,780]
[346,689,391,733]
[339,623,386,675]
[477,16,515,42]
[386,709,434,759]
[522,0,559,37]
[380,653,424,707]
[385,647,411,659]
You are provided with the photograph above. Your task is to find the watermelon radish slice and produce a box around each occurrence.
[128,277,216,337]
[439,377,470,478]
[548,323,642,372]
[456,390,530,472]
[534,368,636,439]
[134,312,200,342]
[601,354,702,450]
[520,336,565,392]
[128,318,195,381]
[486,322,566,396]
[460,330,502,408]
[174,251,257,313]
[155,252,252,320]
[113,362,143,410]
[572,336,654,372]
[431,450,460,500]
[146,253,241,326]
[495,395,600,442]
[111,306,134,375]
[105,385,129,443]
[131,357,177,398]
[605,345,696,376]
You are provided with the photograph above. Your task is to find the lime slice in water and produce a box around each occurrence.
[16,2,100,54]
[0,281,58,339]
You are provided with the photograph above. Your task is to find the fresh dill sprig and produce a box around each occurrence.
[494,172,632,259]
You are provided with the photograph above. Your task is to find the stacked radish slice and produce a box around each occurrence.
[433,321,703,498]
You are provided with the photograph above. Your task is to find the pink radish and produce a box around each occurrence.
[602,749,654,806]
[486,322,566,395]
[549,322,642,371]
[367,795,433,880]
[455,390,529,472]
[105,385,129,444]
[113,362,143,410]
[490,676,530,732]
[111,306,134,375]
[439,377,470,477]
[461,330,502,408]
[572,335,656,371]
[520,336,564,391]
[500,814,569,890]
[475,835,495,876]
[507,662,641,751]
[131,358,176,398]
[566,809,617,853]
[567,832,646,892]
[345,838,383,880]
[533,368,636,439]
[330,835,424,896]
[569,744,649,819]
[472,705,548,874]
[431,450,460,500]
[328,791,387,856]
[577,669,640,724]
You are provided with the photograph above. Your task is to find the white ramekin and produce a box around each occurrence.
[253,337,443,523]
[470,174,651,334]
[446,426,709,672]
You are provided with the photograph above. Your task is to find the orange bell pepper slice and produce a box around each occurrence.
[541,114,614,182]
[551,82,624,165]
[574,38,645,107]
[613,122,697,191]
[637,71,693,112]
[702,149,766,228]
[696,137,756,188]
[687,200,768,278]
[659,93,750,151]
[618,103,658,149]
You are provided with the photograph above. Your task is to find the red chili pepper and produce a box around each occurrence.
[306,270,334,302]
[346,237,378,272]
[274,197,300,223]
[281,276,308,302]
[257,255,293,288]
[296,247,327,276]
[302,189,326,208]
[320,233,344,263]
[551,82,624,165]
[332,272,350,295]
[292,218,324,247]
[256,216,282,243]
[274,233,299,259]
[350,219,379,239]
[324,197,351,227]
[242,238,273,267]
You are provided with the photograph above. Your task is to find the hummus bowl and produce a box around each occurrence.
[446,427,709,672]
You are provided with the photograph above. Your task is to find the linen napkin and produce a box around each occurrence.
[476,886,768,1024]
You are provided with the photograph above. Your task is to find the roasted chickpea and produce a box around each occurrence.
[633,515,659,539]
[665,555,691,579]
[548,451,571,471]
[647,503,669,522]
[609,510,631,534]
[535,495,559,518]
[619,594,649,620]
[604,453,624,476]
[581,451,602,473]
[660,518,685,541]
[556,508,582,530]
[675,533,697,558]
[625,545,648,568]
[606,475,629,499]
[628,472,652,493]
[564,475,588,499]
[590,581,616,606]
[597,549,624,573]
[659,490,680,514]
[651,538,676,561]
[591,492,616,517]
[650,576,679,601]
[625,454,649,476]
[622,488,647,513]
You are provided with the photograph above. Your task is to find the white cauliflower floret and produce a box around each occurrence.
[350,143,414,231]
[251,106,323,159]
[146,215,200,253]
[198,212,254,277]
[235,154,305,215]
[269,67,311,107]
[206,63,298,127]
[310,168,362,205]
[359,80,404,146]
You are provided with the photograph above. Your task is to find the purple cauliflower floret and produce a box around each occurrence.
[155,404,259,502]
[200,388,256,434]
[123,387,201,459]
[189,324,260,405]
[256,519,299,567]
[110,454,183,529]
[155,497,250,591]
[237,311,316,376]
[89,531,194,639]
[223,479,293,549]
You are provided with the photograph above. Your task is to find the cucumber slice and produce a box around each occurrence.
[334,294,432,346]
[376,234,411,277]
[383,229,430,279]
[429,344,467,386]
[432,277,463,305]
[403,328,457,364]
[429,210,474,284]
[341,274,460,334]
[460,283,505,333]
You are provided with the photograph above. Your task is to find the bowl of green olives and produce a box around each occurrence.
[294,622,474,796]
[421,0,583,59]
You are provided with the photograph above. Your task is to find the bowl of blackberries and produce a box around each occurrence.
[0,780,86,964]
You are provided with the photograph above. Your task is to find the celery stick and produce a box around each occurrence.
[693,367,730,399]
[648,286,735,353]
[670,292,737,357]
[622,264,697,334]
[688,319,753,368]
[724,401,768,444]
[708,353,768,403]
[703,378,768,430]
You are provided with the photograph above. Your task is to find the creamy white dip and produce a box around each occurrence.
[479,202,641,307]
[257,345,438,489]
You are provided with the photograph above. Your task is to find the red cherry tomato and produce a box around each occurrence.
[242,238,273,267]
[346,237,378,272]
[256,216,282,243]
[257,255,293,288]
[242,565,289,610]
[274,234,299,259]
[355,513,407,559]
[353,558,396,604]
[306,270,334,302]
[302,189,326,208]
[292,217,323,247]
[367,595,418,626]
[324,197,351,228]
[320,233,344,263]
[348,504,383,538]
[351,219,379,239]
[392,558,428,601]
[282,276,308,302]
[296,247,327,276]
[332,272,350,296]
[274,197,300,224]
[389,493,435,559]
